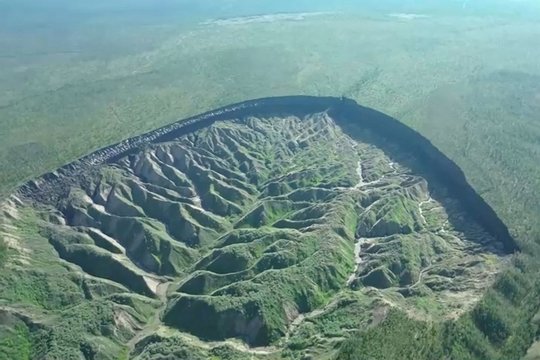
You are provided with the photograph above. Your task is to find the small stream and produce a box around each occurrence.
[347,238,364,286]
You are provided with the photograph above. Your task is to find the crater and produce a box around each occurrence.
[10,96,516,351]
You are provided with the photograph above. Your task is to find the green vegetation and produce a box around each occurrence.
[0,238,7,268]
[1,1,540,359]
[339,257,540,360]
[0,110,516,358]
[0,323,32,360]
[339,310,444,360]
[0,205,160,359]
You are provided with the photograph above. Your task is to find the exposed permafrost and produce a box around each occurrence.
[354,160,364,188]
[14,95,519,256]
[6,96,518,353]
[347,239,363,286]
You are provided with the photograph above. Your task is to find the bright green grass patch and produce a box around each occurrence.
[0,323,31,360]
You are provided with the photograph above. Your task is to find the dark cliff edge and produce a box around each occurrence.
[15,95,517,252]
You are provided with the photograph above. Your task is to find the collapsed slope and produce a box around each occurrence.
[0,97,516,359]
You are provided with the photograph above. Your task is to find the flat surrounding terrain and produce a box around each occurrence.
[1,1,540,359]
[0,2,539,242]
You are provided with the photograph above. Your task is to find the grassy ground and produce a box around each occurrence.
[1,1,540,359]
[1,5,539,222]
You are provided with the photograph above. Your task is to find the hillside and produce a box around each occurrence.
[0,98,521,359]
[1,2,540,359]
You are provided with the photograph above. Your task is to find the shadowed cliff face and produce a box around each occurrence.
[18,96,517,253]
[5,96,516,354]
[330,100,517,254]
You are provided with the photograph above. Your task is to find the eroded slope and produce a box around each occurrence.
[1,108,512,359]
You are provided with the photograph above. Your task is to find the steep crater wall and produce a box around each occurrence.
[16,96,517,253]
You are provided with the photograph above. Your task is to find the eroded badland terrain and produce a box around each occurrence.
[0,98,515,359]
